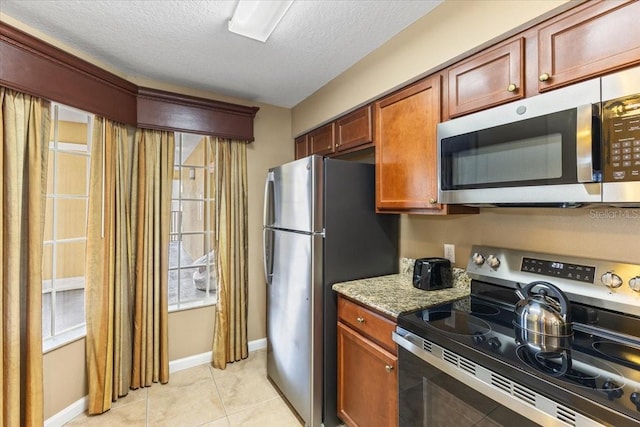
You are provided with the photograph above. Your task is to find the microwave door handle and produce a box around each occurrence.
[576,103,595,183]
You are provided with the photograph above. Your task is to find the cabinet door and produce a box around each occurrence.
[336,105,373,152]
[375,76,441,212]
[447,38,524,118]
[295,134,309,159]
[537,0,640,92]
[337,322,398,427]
[309,122,335,156]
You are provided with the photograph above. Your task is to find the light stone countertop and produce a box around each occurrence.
[332,258,470,319]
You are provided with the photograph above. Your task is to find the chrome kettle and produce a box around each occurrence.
[514,281,572,353]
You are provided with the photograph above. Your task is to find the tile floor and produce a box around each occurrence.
[65,349,303,426]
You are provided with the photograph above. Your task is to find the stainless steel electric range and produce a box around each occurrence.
[394,245,640,427]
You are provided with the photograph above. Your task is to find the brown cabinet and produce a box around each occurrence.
[447,38,524,118]
[295,105,374,159]
[537,0,640,92]
[308,122,336,156]
[335,105,373,153]
[337,296,397,427]
[375,76,441,212]
[295,134,309,159]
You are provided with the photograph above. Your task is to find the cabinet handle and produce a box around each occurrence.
[385,365,394,373]
[507,83,517,92]
[356,316,365,323]
[539,73,550,82]
[327,145,331,149]
[429,198,437,204]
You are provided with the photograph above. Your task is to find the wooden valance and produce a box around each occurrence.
[0,21,259,140]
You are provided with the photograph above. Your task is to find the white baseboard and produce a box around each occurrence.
[44,396,87,427]
[44,337,268,427]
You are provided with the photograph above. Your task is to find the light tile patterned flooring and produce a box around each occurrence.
[65,349,304,426]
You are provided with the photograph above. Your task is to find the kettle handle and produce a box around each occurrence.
[516,281,571,321]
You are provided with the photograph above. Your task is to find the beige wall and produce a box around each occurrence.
[292,0,570,135]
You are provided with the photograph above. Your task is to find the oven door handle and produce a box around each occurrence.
[576,103,596,183]
[393,329,426,357]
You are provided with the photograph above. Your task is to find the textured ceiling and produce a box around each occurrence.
[1,0,443,108]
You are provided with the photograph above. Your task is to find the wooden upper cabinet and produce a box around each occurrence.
[295,134,309,160]
[447,38,524,118]
[309,122,336,156]
[335,105,373,153]
[537,0,640,92]
[375,75,442,212]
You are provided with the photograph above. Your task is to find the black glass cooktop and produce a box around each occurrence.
[397,281,640,425]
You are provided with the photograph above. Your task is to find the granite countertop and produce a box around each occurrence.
[332,258,470,319]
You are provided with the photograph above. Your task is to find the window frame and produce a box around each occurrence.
[42,103,93,353]
[168,132,218,312]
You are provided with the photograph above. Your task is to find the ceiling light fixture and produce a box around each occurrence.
[228,0,294,43]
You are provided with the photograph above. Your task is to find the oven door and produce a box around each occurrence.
[437,78,602,206]
[393,328,603,427]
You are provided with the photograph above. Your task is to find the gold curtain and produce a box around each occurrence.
[211,137,249,369]
[129,129,173,387]
[1,87,51,426]
[85,118,132,414]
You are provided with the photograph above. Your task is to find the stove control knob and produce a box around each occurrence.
[487,337,501,350]
[472,253,485,266]
[603,380,623,400]
[630,392,640,411]
[629,277,640,292]
[473,332,486,345]
[601,272,623,289]
[487,254,501,269]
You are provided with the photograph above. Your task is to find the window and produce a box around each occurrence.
[169,133,217,310]
[42,103,93,351]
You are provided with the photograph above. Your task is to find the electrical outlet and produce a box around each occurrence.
[444,244,455,263]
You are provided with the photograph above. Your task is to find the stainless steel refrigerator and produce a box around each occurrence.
[263,155,399,426]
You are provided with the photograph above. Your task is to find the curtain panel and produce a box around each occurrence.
[85,118,132,414]
[211,137,249,369]
[85,125,173,413]
[1,87,51,427]
[129,129,173,387]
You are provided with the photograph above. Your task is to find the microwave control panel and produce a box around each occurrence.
[603,94,640,182]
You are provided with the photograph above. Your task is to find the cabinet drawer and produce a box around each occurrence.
[338,296,396,354]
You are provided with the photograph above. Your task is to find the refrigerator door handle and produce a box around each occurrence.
[263,228,274,285]
[264,171,275,227]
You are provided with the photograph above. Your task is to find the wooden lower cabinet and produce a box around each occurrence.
[337,297,398,427]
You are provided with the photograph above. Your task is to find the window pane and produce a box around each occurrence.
[55,153,88,195]
[42,243,53,281]
[42,292,52,339]
[181,135,207,167]
[181,201,205,233]
[54,289,85,334]
[57,120,89,152]
[180,166,205,200]
[44,198,53,241]
[54,240,86,279]
[55,199,87,239]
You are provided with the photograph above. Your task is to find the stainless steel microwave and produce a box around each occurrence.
[437,66,640,207]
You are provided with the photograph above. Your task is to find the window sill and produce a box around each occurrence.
[169,298,217,313]
[43,325,86,354]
